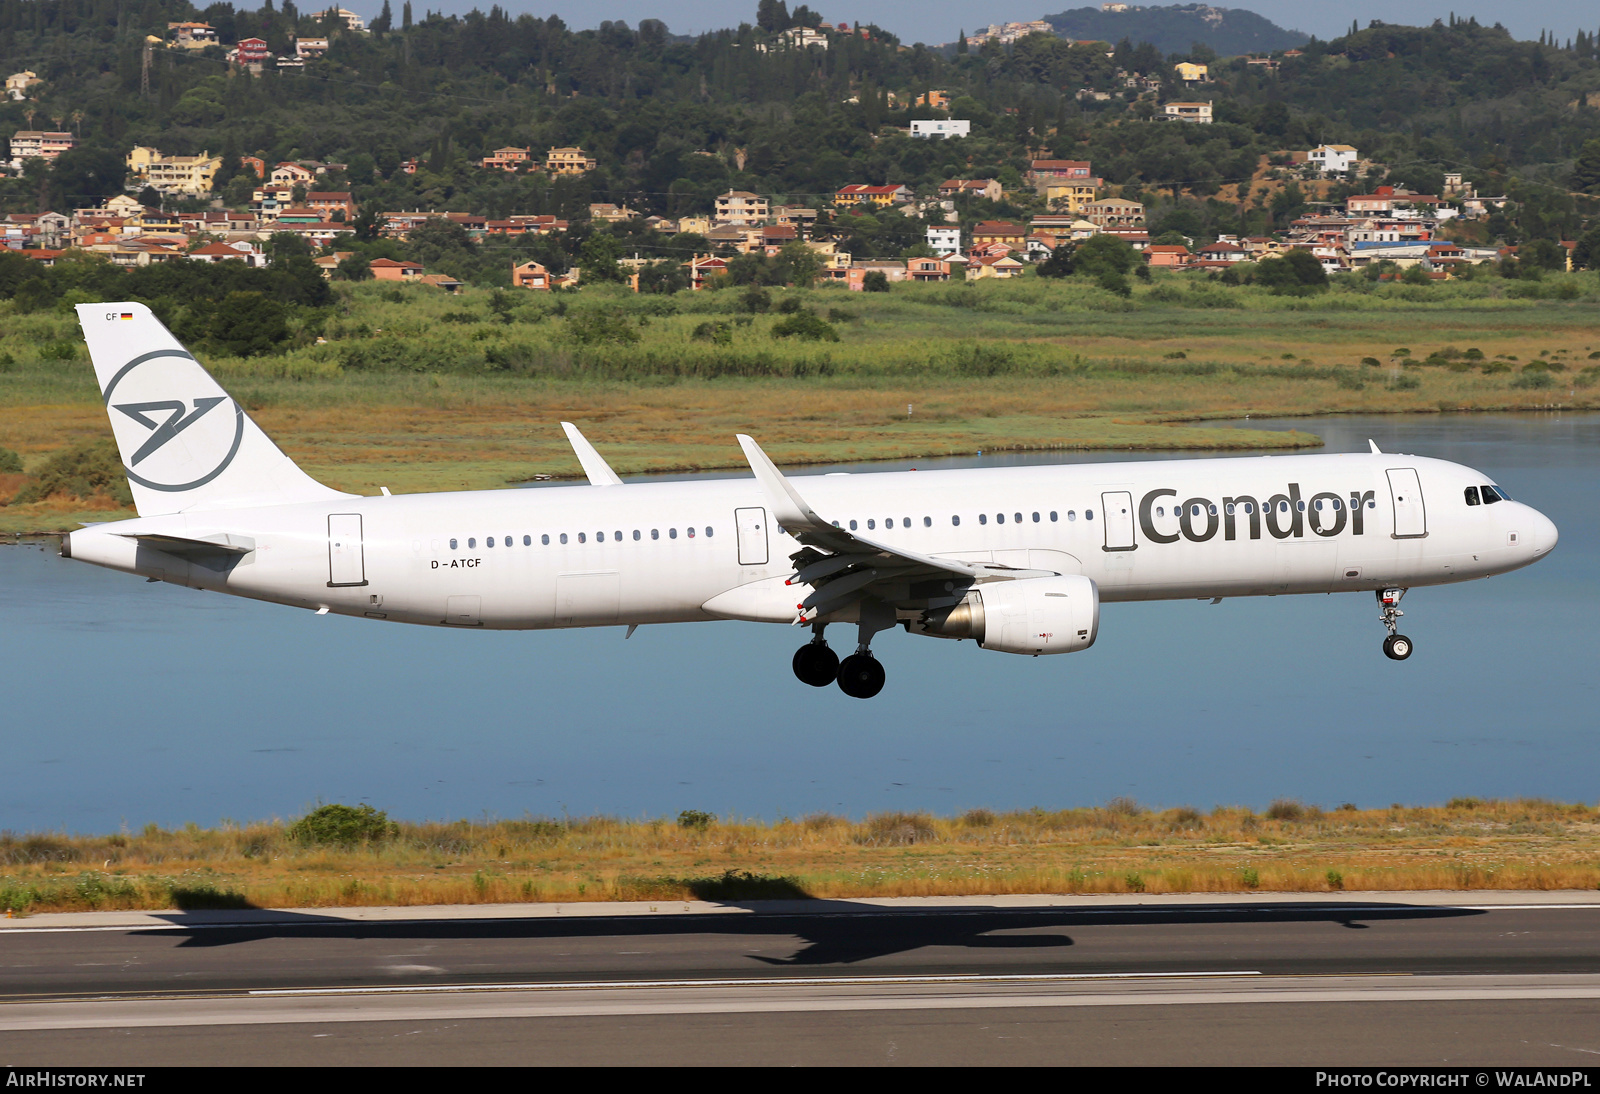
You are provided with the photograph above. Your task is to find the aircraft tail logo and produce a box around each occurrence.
[77,304,352,516]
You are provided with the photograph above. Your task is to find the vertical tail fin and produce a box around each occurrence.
[77,302,353,516]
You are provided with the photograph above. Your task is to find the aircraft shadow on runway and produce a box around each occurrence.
[140,901,1485,967]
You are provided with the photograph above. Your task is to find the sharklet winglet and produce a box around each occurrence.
[561,422,624,487]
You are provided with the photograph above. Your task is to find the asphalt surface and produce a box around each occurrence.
[4,894,1600,1065]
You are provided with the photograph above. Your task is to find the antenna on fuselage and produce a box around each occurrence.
[1368,439,1383,454]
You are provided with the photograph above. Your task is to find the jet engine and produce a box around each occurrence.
[916,575,1099,656]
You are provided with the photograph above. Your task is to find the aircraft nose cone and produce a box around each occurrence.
[1526,505,1558,557]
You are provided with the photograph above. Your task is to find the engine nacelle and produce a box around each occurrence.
[917,575,1099,656]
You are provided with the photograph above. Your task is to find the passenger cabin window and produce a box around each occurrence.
[902,518,911,529]
[486,537,494,548]
[1086,510,1095,521]
[866,519,875,530]
[923,517,932,527]
[468,537,477,548]
[633,530,641,541]
[1050,511,1058,522]
[651,529,660,540]
[578,533,586,543]
[705,526,714,537]
[541,535,549,545]
[952,515,961,526]
[995,513,1003,524]
[560,533,568,544]
[978,514,988,525]
[849,520,858,531]
[523,535,531,546]
[1033,512,1041,523]
[1014,513,1023,523]
[450,538,458,550]
[688,527,695,538]
[670,528,678,539]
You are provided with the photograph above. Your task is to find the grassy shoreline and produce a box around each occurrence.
[3,799,1596,915]
[2,276,1597,534]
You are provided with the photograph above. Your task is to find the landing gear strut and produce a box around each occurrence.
[792,625,839,687]
[834,599,896,700]
[1378,588,1413,661]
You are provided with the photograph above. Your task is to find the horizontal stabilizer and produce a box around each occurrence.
[116,532,255,559]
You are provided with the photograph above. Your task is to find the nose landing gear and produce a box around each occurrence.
[1378,588,1413,661]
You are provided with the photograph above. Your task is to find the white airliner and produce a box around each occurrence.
[63,303,1559,698]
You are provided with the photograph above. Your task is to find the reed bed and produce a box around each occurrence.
[3,799,1596,915]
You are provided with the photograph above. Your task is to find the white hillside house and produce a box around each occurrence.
[910,119,971,139]
[1308,144,1358,175]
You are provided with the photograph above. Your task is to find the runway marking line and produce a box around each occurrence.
[245,971,1266,997]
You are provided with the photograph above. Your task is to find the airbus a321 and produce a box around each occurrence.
[62,304,1559,698]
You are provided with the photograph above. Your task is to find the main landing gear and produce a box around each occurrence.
[791,600,896,699]
[1378,588,1413,661]
[792,629,839,688]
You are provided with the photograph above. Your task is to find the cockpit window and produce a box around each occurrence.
[1482,485,1506,504]
[1464,486,1481,506]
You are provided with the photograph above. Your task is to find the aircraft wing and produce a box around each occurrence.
[736,434,1051,623]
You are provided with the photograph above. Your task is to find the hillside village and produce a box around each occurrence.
[1,4,1596,293]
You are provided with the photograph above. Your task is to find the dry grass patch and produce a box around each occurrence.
[3,799,1597,914]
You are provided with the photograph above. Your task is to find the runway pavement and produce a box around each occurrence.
[4,892,1600,1065]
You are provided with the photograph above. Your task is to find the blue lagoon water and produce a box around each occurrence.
[1,412,1595,831]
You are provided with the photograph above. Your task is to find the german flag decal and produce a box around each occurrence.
[119,313,133,320]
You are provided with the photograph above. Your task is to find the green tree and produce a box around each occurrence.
[578,233,623,283]
[1573,139,1600,192]
[1037,243,1075,278]
[1255,248,1328,294]
[206,292,290,357]
[1071,234,1138,277]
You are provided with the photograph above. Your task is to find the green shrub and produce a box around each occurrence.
[9,439,132,506]
[1239,867,1260,888]
[1511,371,1554,389]
[566,311,641,346]
[861,271,890,292]
[0,447,22,474]
[677,809,715,831]
[286,803,397,846]
[691,320,733,345]
[1325,869,1344,890]
[770,311,838,341]
[1389,374,1421,391]
[1265,799,1306,821]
